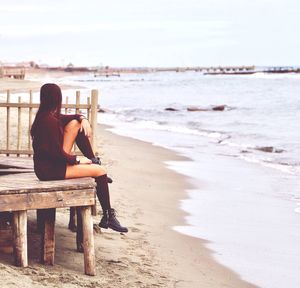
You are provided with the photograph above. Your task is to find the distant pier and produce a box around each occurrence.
[0,66,25,79]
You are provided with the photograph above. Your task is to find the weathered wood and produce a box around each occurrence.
[87,97,90,120]
[0,156,34,169]
[68,207,77,232]
[0,103,92,109]
[91,90,98,152]
[76,91,80,114]
[0,168,34,175]
[0,89,99,156]
[17,96,22,156]
[0,149,33,155]
[41,208,56,265]
[6,91,10,156]
[76,207,83,253]
[0,189,95,211]
[12,210,28,267]
[0,156,97,275]
[28,91,33,155]
[80,206,96,276]
[0,226,13,253]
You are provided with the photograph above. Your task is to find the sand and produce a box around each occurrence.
[0,75,258,287]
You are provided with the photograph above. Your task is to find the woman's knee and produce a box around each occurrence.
[93,165,107,177]
[64,119,80,132]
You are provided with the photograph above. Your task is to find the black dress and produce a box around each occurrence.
[32,112,82,181]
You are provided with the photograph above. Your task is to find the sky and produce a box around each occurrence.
[0,0,299,67]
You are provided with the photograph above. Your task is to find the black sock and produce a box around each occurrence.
[95,175,111,211]
[75,130,95,159]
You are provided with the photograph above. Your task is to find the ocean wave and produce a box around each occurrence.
[239,154,299,175]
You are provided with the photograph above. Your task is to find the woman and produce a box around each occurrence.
[30,83,128,233]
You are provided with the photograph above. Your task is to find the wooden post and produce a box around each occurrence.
[76,91,80,115]
[76,207,83,253]
[80,206,96,276]
[41,208,56,265]
[12,210,28,267]
[65,96,69,114]
[90,90,98,215]
[6,90,10,156]
[17,96,22,156]
[28,91,33,156]
[90,90,98,152]
[91,191,97,216]
[68,207,77,232]
[87,97,91,121]
[36,209,44,233]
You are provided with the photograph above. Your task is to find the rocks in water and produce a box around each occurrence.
[187,107,210,112]
[212,105,226,111]
[164,104,231,112]
[98,108,107,113]
[165,107,179,111]
[254,146,285,153]
[187,105,228,112]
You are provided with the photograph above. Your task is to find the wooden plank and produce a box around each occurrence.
[0,103,91,109]
[0,189,96,211]
[0,173,95,195]
[12,210,28,267]
[0,156,34,169]
[80,206,96,276]
[0,149,33,155]
[0,169,34,175]
[41,208,56,265]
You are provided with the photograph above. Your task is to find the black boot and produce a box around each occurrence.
[99,209,128,233]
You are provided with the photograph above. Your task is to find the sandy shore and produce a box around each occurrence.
[0,69,84,92]
[0,77,258,287]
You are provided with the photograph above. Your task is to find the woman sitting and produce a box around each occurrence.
[30,83,128,233]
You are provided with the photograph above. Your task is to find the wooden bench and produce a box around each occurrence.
[0,156,97,276]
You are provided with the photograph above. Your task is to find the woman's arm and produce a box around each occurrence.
[60,114,86,126]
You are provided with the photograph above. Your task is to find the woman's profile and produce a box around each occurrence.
[30,83,128,233]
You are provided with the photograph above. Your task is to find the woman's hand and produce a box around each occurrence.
[80,118,92,138]
[78,156,92,164]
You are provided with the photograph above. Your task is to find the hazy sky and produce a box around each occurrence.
[0,0,299,67]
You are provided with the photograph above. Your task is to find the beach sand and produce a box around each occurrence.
[0,76,258,287]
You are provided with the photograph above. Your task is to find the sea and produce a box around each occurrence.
[61,71,300,288]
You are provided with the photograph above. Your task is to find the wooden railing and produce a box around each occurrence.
[0,89,99,156]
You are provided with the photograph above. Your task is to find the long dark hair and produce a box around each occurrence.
[31,83,62,137]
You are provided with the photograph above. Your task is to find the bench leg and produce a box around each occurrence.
[36,209,44,233]
[76,207,83,252]
[40,208,56,265]
[12,210,28,267]
[68,207,77,232]
[77,206,96,276]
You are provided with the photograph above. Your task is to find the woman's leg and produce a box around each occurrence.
[64,154,128,233]
[63,119,101,165]
[63,120,127,233]
[63,119,81,153]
